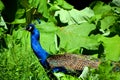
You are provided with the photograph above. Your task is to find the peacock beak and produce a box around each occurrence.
[23,26,29,32]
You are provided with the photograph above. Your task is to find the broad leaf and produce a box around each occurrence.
[100,16,117,30]
[55,7,94,25]
[57,22,99,53]
[99,35,120,61]
[112,0,120,7]
[93,1,112,15]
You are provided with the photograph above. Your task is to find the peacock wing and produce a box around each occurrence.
[47,54,100,71]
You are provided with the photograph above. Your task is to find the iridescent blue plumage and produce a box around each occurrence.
[26,24,49,68]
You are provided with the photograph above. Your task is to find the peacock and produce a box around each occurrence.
[25,24,101,79]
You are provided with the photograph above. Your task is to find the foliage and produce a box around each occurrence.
[0,0,120,80]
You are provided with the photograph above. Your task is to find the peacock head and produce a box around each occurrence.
[25,24,35,32]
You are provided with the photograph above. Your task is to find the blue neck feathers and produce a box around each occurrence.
[27,24,67,72]
[30,26,49,67]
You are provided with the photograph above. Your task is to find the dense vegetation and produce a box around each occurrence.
[0,0,120,80]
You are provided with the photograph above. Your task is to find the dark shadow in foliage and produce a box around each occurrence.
[55,15,68,27]
[89,18,117,37]
[111,20,120,36]
[1,0,17,34]
[65,0,93,10]
[106,31,116,37]
[81,43,104,58]
[56,34,60,48]
[0,37,8,52]
[89,21,103,35]
[89,27,102,35]
[65,0,112,10]
[81,48,98,55]
[47,71,58,80]
[98,43,104,58]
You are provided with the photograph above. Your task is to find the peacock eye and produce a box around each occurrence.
[28,26,32,31]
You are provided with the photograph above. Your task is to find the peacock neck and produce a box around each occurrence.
[30,28,49,67]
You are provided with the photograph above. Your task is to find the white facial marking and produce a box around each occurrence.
[28,26,32,31]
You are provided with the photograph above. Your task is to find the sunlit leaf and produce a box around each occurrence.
[93,1,112,15]
[100,16,117,30]
[112,0,120,7]
[11,18,26,24]
[99,35,120,61]
[55,7,94,25]
[57,22,99,53]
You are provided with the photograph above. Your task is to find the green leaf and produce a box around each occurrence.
[57,22,99,53]
[54,72,81,80]
[29,0,40,8]
[56,0,73,10]
[55,0,64,5]
[0,0,4,11]
[15,9,25,19]
[112,0,120,7]
[100,16,117,30]
[99,35,120,61]
[37,21,58,32]
[20,0,30,9]
[93,1,112,15]
[69,7,94,24]
[55,9,71,24]
[26,8,36,24]
[112,7,120,14]
[55,7,94,25]
[11,18,26,24]
[0,16,7,29]
[36,22,58,54]
[37,0,49,18]
[49,4,61,12]
[0,27,49,80]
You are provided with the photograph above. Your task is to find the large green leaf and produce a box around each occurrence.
[57,22,99,53]
[93,1,112,15]
[100,16,117,30]
[55,7,94,25]
[99,35,120,61]
[112,0,120,7]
